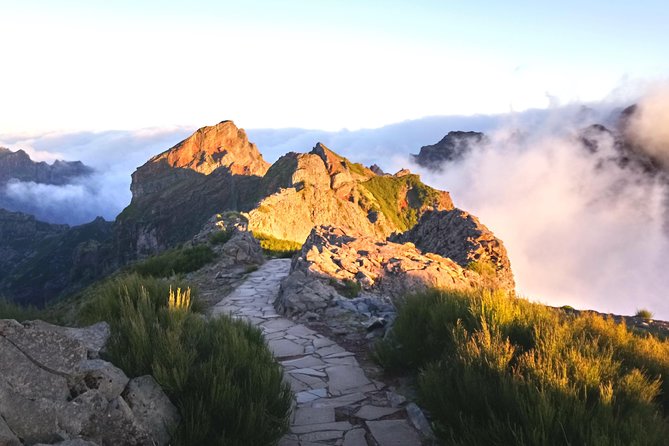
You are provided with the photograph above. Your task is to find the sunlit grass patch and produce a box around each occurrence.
[375,288,669,445]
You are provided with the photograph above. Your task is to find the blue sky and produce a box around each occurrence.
[1,0,667,132]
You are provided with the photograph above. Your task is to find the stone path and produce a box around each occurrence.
[211,259,427,446]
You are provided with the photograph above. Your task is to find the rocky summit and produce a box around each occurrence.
[116,121,453,261]
[412,131,486,169]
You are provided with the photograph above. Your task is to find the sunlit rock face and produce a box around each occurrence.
[116,121,269,261]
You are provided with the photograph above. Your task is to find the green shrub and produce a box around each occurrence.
[210,230,233,245]
[376,289,669,445]
[130,245,216,278]
[82,274,292,446]
[340,279,362,298]
[636,308,654,319]
[253,232,301,258]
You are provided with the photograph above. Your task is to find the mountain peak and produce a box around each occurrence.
[148,120,269,176]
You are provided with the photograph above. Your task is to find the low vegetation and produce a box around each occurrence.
[129,245,216,278]
[253,232,302,258]
[0,297,42,321]
[375,288,669,446]
[361,174,441,231]
[341,279,362,298]
[210,229,233,245]
[636,308,654,319]
[82,273,292,446]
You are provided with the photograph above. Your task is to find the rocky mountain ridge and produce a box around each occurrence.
[0,147,92,185]
[117,121,453,261]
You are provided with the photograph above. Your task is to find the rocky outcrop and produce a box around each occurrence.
[115,121,268,261]
[392,209,515,290]
[0,210,114,306]
[0,147,92,185]
[276,226,482,316]
[0,319,179,446]
[412,131,486,169]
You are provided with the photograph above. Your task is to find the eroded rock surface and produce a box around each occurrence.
[392,209,515,290]
[276,226,481,317]
[0,320,179,446]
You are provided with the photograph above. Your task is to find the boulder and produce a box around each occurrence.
[0,319,179,446]
[391,209,515,290]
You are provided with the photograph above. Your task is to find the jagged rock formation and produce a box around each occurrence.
[117,123,453,260]
[0,209,113,306]
[0,319,179,445]
[412,131,486,169]
[116,121,269,261]
[277,226,483,316]
[391,209,515,290]
[0,147,92,185]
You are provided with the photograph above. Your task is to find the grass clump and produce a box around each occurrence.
[210,229,233,245]
[0,297,42,321]
[375,289,669,446]
[341,279,362,298]
[253,232,302,258]
[130,245,216,278]
[82,273,292,446]
[636,308,654,319]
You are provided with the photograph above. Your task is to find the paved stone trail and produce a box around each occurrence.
[211,259,426,446]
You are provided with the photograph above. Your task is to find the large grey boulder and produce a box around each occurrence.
[0,319,179,446]
[392,208,515,291]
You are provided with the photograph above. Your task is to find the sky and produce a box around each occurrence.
[1,0,668,133]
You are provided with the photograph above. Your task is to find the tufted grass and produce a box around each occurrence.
[81,273,292,446]
[375,289,669,446]
[0,297,42,321]
[252,232,302,258]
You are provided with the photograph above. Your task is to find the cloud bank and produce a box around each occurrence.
[404,91,669,319]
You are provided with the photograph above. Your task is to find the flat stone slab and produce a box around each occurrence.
[367,419,421,446]
[268,339,304,358]
[355,405,400,420]
[343,428,368,446]
[326,365,371,393]
[293,407,335,426]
